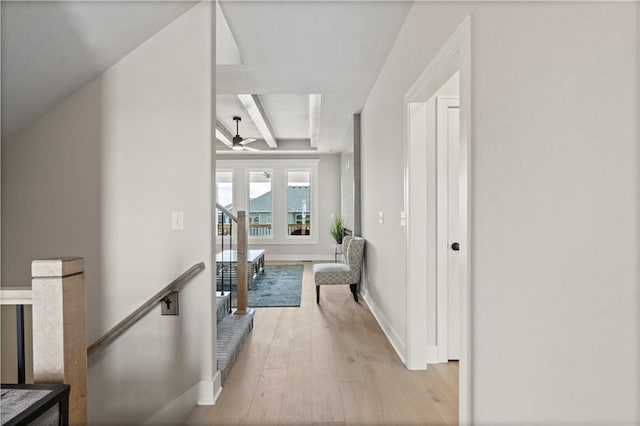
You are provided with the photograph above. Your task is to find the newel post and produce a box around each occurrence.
[236,211,248,315]
[32,257,87,425]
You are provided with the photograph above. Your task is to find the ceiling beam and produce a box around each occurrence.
[237,94,278,148]
[215,118,233,147]
[309,94,321,148]
[215,139,318,155]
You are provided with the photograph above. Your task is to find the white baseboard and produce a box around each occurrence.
[197,372,221,405]
[266,254,333,262]
[211,371,223,405]
[360,289,406,365]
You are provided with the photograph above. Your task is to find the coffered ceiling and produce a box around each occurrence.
[216,1,412,154]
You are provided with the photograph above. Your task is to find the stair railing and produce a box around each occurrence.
[216,203,248,315]
[0,257,88,424]
[1,257,207,424]
[0,287,32,384]
[87,262,205,355]
[217,204,233,313]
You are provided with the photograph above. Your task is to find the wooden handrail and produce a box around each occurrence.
[216,203,237,222]
[87,262,205,355]
[235,212,248,314]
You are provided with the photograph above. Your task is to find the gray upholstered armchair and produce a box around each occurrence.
[313,236,365,303]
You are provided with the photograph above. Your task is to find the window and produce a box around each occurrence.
[249,170,272,237]
[287,170,311,236]
[216,159,318,244]
[216,171,233,236]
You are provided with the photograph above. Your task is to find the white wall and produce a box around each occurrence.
[360,2,639,423]
[217,154,341,260]
[471,4,637,423]
[1,3,215,424]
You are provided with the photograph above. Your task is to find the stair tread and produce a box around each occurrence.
[216,309,254,384]
[216,292,231,324]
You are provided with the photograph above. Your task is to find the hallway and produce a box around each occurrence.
[187,262,458,425]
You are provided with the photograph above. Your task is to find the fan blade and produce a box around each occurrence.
[240,138,257,145]
[243,146,261,152]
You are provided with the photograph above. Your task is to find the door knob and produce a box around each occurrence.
[451,242,460,251]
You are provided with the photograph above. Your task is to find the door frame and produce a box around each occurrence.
[403,16,472,423]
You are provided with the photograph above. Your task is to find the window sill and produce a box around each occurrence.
[248,236,319,245]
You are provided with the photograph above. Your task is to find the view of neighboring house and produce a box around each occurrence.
[244,186,311,235]
[218,186,312,236]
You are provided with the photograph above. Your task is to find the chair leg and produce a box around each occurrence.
[316,286,320,304]
[350,284,358,303]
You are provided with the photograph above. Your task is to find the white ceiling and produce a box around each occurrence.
[1,1,196,140]
[217,94,310,140]
[216,1,412,153]
[1,1,412,150]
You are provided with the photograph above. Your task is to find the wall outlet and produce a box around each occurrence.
[161,292,179,316]
[378,211,384,224]
[400,211,406,226]
[171,211,184,231]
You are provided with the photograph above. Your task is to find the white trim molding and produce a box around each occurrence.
[265,254,333,262]
[403,16,472,425]
[361,289,406,365]
[197,375,219,406]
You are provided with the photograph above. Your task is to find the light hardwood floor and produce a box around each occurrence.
[186,262,458,425]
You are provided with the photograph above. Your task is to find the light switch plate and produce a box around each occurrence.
[171,211,184,231]
[161,292,179,315]
[378,211,384,224]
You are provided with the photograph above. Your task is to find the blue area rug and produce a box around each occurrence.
[218,265,304,308]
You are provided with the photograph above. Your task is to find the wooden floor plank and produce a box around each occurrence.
[243,368,287,425]
[186,262,458,425]
[339,380,384,425]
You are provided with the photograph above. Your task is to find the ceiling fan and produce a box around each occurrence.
[229,116,260,152]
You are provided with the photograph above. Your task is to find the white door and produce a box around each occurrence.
[436,96,461,361]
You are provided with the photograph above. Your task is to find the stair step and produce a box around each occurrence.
[216,292,231,324]
[216,309,254,384]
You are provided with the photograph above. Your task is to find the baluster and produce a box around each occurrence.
[220,212,225,296]
[16,304,26,384]
[229,219,233,313]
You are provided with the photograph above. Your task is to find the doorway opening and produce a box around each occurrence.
[404,17,471,423]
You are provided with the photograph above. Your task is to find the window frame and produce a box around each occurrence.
[216,159,319,245]
[215,169,234,240]
[247,167,274,240]
[284,168,314,242]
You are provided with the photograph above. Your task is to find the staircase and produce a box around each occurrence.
[216,292,254,384]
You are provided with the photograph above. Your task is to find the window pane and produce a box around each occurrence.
[249,170,272,236]
[216,171,233,236]
[287,171,311,236]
